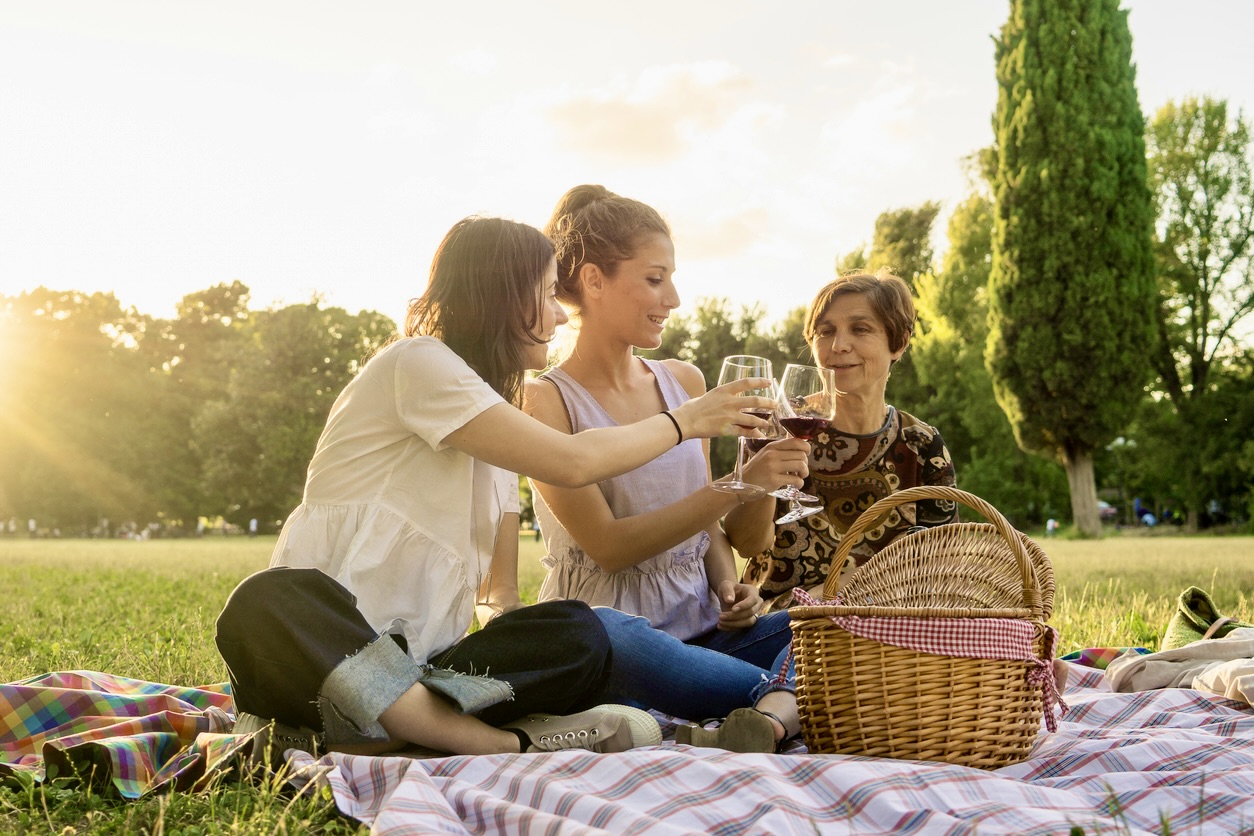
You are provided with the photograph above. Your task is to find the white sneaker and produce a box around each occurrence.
[505,704,661,753]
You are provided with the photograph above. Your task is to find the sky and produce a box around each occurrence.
[2,1,1252,330]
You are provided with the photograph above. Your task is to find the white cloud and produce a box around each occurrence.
[545,61,757,162]
[450,47,497,76]
[824,54,857,69]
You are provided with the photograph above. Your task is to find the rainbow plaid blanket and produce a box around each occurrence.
[0,671,239,798]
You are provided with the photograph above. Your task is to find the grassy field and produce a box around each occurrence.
[2,532,1253,833]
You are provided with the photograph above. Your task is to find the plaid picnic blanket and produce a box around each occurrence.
[6,658,1254,834]
[0,670,239,798]
[287,663,1254,835]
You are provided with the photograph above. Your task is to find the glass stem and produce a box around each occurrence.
[732,436,748,482]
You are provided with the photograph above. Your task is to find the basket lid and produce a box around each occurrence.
[826,486,1050,620]
[834,522,1054,617]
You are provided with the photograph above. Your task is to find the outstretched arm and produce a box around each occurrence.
[524,362,809,573]
[443,378,776,489]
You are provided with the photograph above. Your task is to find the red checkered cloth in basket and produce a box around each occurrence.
[792,588,1067,730]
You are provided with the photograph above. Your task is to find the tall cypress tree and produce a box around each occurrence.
[988,0,1156,536]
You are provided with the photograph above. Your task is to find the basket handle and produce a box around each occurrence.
[824,485,1042,617]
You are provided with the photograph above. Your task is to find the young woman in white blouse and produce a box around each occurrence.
[215,216,775,758]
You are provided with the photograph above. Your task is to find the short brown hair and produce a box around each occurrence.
[804,269,915,353]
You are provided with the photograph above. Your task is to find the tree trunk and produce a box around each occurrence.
[1063,448,1101,538]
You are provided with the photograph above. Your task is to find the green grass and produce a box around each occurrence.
[2,532,1253,833]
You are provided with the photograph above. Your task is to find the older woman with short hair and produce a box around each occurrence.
[725,269,959,611]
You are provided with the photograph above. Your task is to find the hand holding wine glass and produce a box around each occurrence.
[774,363,836,524]
[710,355,773,498]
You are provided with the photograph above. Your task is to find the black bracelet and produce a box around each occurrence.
[660,410,684,445]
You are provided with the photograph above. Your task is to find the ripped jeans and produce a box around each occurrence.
[215,567,614,746]
[594,607,795,721]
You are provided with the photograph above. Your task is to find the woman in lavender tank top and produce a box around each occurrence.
[523,185,813,752]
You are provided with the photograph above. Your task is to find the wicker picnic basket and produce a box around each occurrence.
[788,485,1057,769]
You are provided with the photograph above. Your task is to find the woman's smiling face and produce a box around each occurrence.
[808,292,906,396]
[597,232,678,350]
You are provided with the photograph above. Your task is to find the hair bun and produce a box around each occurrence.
[555,184,615,219]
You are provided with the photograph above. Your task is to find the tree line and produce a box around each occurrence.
[1,82,1251,537]
[0,283,396,536]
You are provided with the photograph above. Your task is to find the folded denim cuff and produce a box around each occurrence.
[318,634,517,746]
[749,670,796,704]
[415,665,514,715]
[319,633,423,742]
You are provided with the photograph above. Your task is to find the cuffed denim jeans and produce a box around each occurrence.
[594,607,795,721]
[215,567,613,746]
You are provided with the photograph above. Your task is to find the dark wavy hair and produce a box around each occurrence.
[804,268,916,354]
[404,217,554,406]
[543,184,671,315]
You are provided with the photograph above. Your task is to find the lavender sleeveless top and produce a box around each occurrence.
[533,358,720,640]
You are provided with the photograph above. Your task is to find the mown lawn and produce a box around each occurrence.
[2,532,1252,833]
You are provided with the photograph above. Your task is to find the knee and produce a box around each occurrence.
[592,605,650,636]
[215,567,345,643]
[525,599,610,659]
[491,600,611,663]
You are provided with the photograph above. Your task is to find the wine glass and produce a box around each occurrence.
[764,379,821,507]
[739,380,818,502]
[710,355,774,498]
[774,363,836,525]
[742,381,784,459]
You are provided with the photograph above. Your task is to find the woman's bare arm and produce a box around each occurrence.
[443,377,775,489]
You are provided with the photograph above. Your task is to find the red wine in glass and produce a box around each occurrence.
[741,409,775,424]
[779,416,831,441]
[774,364,836,524]
[710,355,774,498]
[744,436,772,454]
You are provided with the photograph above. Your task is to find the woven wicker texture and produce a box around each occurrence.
[789,485,1054,769]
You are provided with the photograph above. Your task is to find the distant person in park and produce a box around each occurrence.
[725,269,959,611]
[1046,518,1059,537]
[526,185,811,752]
[248,518,258,538]
[215,216,777,759]
[28,518,36,539]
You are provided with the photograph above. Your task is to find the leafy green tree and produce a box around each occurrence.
[989,0,1157,536]
[749,305,809,373]
[874,211,936,418]
[838,203,941,288]
[1144,97,1254,526]
[836,247,868,275]
[837,203,943,417]
[0,289,155,532]
[134,282,254,530]
[192,301,396,527]
[867,203,942,286]
[1116,352,1254,530]
[912,191,1069,526]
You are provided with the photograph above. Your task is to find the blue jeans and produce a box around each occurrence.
[594,607,795,721]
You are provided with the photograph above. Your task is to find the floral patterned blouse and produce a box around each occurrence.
[741,406,958,611]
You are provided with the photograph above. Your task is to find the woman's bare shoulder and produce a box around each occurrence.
[659,358,707,397]
[523,375,571,430]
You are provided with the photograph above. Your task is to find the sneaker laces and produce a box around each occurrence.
[530,727,602,752]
